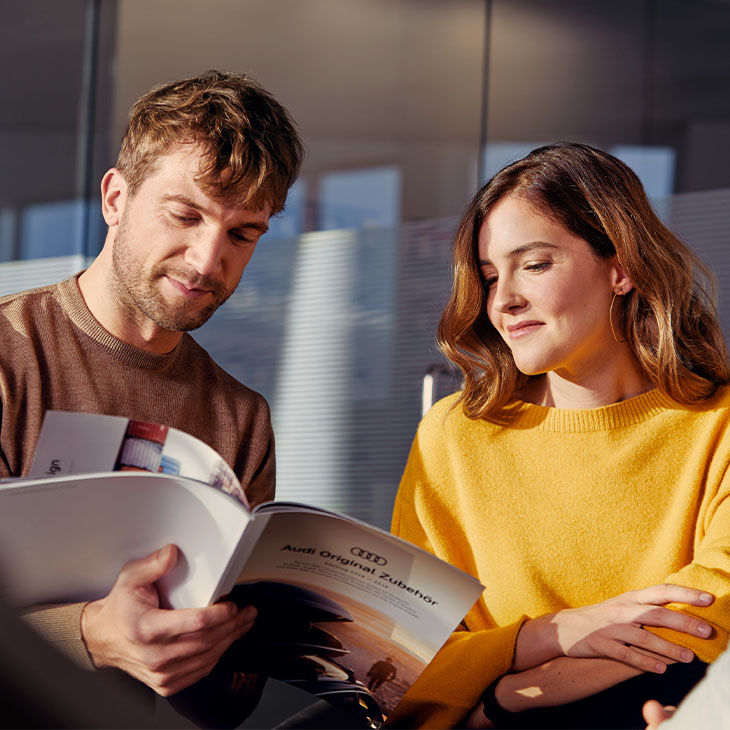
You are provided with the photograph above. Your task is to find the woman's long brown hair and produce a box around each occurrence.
[438,142,729,419]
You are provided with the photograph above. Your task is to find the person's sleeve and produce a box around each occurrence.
[21,602,94,669]
[0,396,10,478]
[649,468,730,661]
[239,404,275,509]
[386,449,527,728]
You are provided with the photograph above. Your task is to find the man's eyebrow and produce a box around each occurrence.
[161,194,269,233]
[478,241,558,267]
[161,193,205,210]
[234,219,269,234]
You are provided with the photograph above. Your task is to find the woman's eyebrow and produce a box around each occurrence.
[479,241,559,266]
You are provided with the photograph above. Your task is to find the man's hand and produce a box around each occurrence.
[80,544,256,695]
[643,699,676,728]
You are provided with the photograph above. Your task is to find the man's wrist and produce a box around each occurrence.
[80,600,104,669]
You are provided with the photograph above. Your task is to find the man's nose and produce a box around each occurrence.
[184,228,226,277]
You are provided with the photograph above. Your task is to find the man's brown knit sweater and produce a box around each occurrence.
[0,274,275,668]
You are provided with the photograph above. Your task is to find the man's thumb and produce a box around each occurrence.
[118,544,179,588]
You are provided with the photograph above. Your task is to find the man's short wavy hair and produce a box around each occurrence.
[116,70,304,214]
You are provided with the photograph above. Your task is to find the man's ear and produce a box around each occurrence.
[611,257,634,295]
[100,168,128,227]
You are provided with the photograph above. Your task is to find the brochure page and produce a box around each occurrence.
[28,411,246,504]
[227,510,483,724]
[0,472,251,609]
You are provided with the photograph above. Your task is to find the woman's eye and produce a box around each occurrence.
[482,276,497,289]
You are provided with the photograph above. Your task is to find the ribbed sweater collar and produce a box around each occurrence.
[502,389,681,432]
[54,274,184,370]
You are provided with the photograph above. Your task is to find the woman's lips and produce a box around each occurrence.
[506,321,544,339]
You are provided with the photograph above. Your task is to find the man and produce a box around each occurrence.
[366,656,397,691]
[0,70,303,722]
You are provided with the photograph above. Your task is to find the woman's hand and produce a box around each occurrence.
[551,584,713,672]
[464,703,495,729]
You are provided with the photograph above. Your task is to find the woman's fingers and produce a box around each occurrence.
[588,634,668,673]
[618,625,695,663]
[555,584,715,664]
[634,584,714,608]
[630,604,713,639]
[615,647,667,674]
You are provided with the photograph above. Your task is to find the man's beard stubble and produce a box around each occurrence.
[111,214,233,333]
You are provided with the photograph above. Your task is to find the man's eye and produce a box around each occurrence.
[525,261,551,272]
[230,231,255,245]
[171,212,197,224]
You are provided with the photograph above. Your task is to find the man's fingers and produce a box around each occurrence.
[170,605,256,650]
[134,619,249,696]
[109,606,254,695]
[135,602,256,644]
[117,544,179,590]
[233,604,257,637]
[152,657,222,696]
[80,551,258,696]
[155,620,245,669]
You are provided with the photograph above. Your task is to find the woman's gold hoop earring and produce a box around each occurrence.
[609,293,626,344]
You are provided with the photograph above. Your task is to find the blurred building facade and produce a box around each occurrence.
[3,0,730,526]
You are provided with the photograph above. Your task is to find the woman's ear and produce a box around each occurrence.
[611,258,634,295]
[100,168,128,227]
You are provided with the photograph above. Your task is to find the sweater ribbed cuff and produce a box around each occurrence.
[21,602,95,670]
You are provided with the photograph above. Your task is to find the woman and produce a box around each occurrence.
[389,143,730,728]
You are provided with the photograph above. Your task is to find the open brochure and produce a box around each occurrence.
[0,411,483,726]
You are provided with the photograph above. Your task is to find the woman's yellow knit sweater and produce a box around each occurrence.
[390,387,730,728]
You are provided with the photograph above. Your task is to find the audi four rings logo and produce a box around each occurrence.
[350,547,388,566]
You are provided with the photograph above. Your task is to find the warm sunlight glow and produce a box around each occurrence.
[516,686,545,699]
